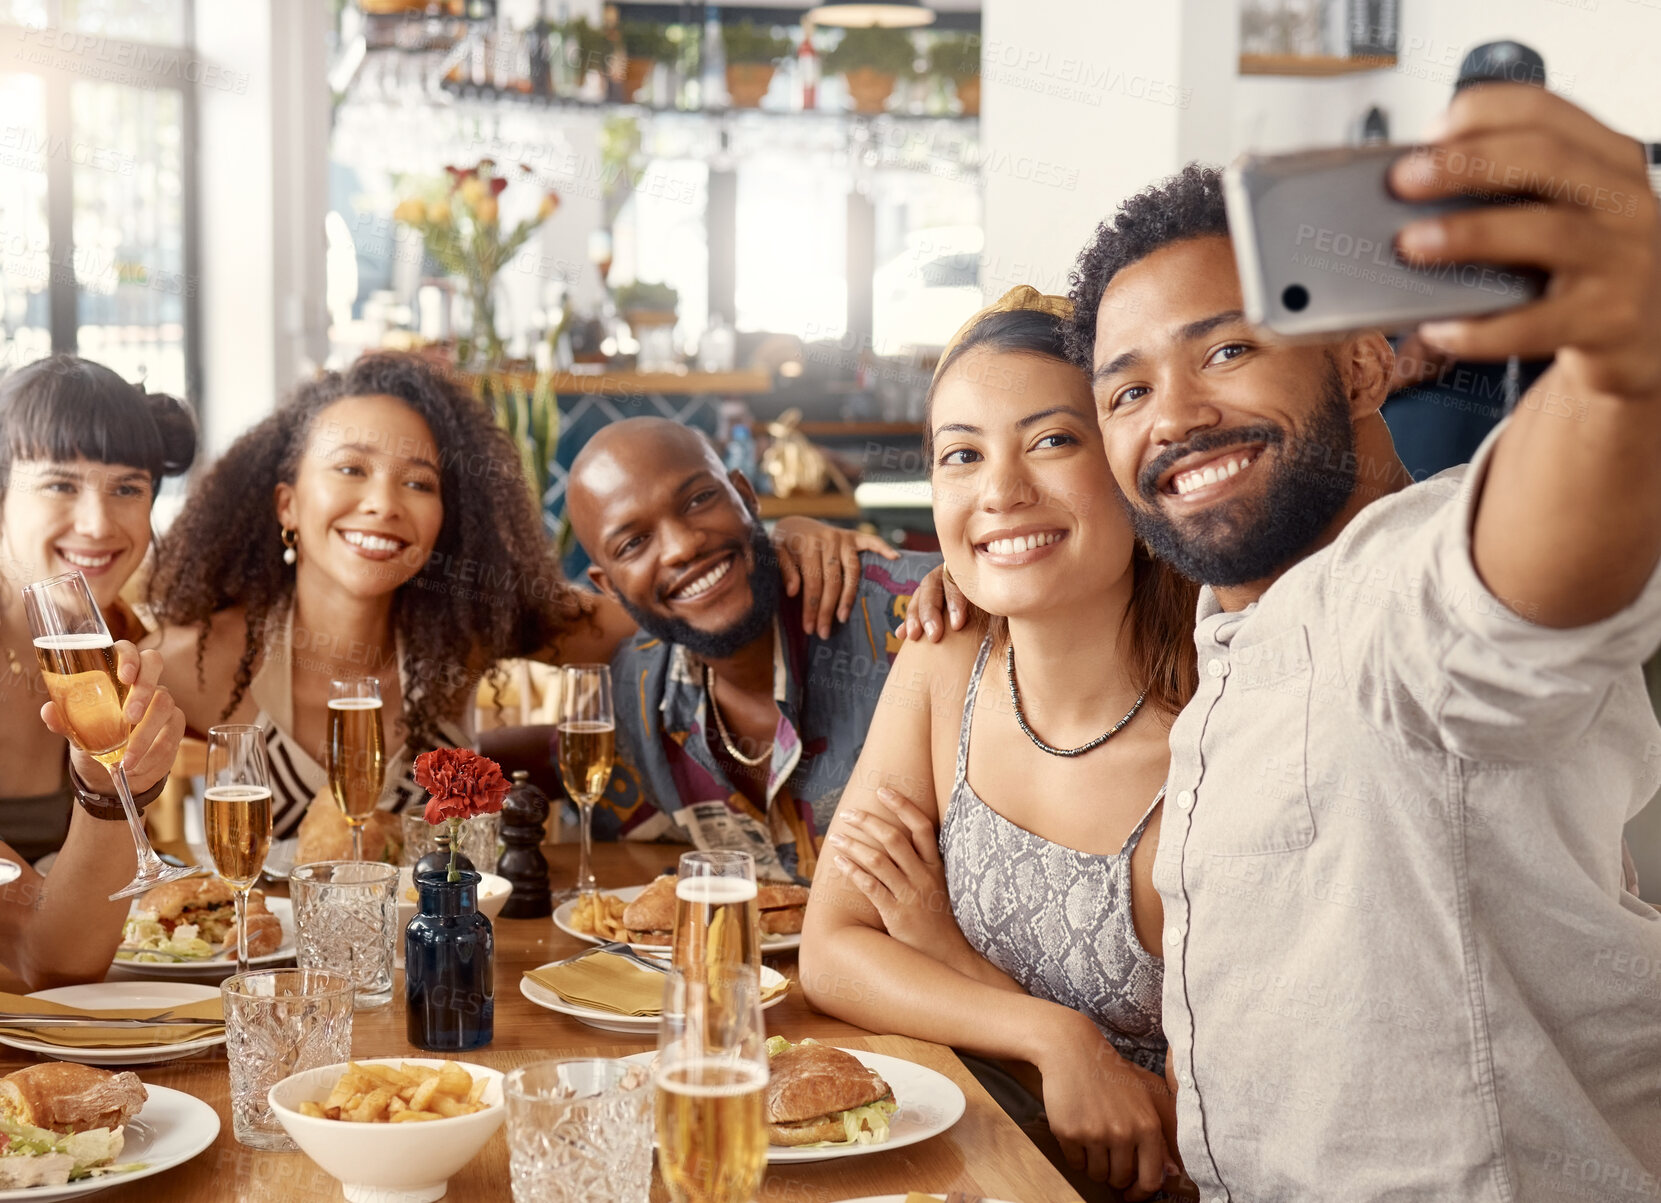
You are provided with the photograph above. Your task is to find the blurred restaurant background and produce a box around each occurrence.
[2,0,1661,880]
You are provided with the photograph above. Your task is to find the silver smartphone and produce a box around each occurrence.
[1223,144,1544,337]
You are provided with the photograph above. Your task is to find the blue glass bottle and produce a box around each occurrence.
[405,869,494,1051]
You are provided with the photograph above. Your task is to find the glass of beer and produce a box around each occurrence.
[22,569,193,900]
[326,677,386,860]
[556,664,614,904]
[673,851,760,981]
[205,724,274,975]
[654,964,769,1203]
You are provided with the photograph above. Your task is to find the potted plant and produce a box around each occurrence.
[558,16,613,96]
[823,26,917,115]
[928,32,981,116]
[620,21,672,100]
[722,22,794,109]
[613,280,680,329]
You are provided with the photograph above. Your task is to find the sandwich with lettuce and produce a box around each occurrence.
[764,1036,898,1147]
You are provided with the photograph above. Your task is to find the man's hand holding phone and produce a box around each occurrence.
[1390,84,1661,404]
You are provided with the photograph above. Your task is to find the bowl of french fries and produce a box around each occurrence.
[268,1057,505,1203]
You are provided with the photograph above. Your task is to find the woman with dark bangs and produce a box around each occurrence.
[150,351,895,841]
[0,355,192,985]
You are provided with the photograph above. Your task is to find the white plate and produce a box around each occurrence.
[553,883,803,956]
[623,1046,966,1165]
[519,963,791,1034]
[108,897,295,983]
[0,983,223,1066]
[0,1084,220,1201]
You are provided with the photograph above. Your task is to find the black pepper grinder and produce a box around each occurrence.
[497,771,553,918]
[414,826,477,880]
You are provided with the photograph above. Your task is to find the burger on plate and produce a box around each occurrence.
[0,1063,145,1188]
[764,1037,897,1147]
[123,877,282,959]
[620,875,810,944]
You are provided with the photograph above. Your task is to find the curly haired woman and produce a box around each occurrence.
[150,351,891,838]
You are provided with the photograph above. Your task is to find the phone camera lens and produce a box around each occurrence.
[1282,284,1310,312]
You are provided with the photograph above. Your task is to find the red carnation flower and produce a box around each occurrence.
[415,747,510,826]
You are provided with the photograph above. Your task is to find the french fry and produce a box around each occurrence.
[401,1063,438,1082]
[349,1087,395,1123]
[408,1074,440,1113]
[391,1109,443,1122]
[298,1101,327,1119]
[436,1063,472,1098]
[429,1094,475,1118]
[466,1075,488,1106]
[356,1062,417,1090]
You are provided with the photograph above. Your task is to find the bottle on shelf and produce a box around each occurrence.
[701,5,728,109]
[796,27,819,111]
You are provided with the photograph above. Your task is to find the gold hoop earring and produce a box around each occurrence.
[281,527,298,566]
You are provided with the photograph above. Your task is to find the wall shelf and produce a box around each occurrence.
[1239,54,1397,77]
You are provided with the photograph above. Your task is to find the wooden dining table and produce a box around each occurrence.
[0,841,1084,1203]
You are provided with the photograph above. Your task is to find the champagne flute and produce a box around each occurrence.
[0,860,19,886]
[673,851,760,981]
[654,964,770,1203]
[326,677,386,861]
[205,725,274,975]
[556,664,614,904]
[23,570,193,900]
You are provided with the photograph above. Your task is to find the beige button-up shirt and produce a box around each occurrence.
[1158,424,1661,1201]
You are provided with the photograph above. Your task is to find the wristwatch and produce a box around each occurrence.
[67,763,169,821]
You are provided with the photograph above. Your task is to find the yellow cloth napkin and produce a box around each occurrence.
[0,991,224,1048]
[525,955,789,1017]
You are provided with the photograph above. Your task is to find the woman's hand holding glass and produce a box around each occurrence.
[40,642,184,798]
[825,787,959,954]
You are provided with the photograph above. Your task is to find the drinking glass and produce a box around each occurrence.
[222,968,354,1149]
[654,965,770,1203]
[205,725,275,976]
[673,851,760,980]
[400,810,501,874]
[22,570,193,899]
[555,665,614,904]
[290,861,397,1008]
[505,1058,652,1203]
[326,677,386,860]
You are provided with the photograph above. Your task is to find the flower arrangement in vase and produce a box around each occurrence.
[393,161,560,368]
[404,748,511,1051]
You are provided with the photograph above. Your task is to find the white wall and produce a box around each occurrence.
[195,0,330,458]
[978,0,1235,302]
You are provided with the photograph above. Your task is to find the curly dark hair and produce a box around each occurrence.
[1066,162,1228,371]
[150,352,592,745]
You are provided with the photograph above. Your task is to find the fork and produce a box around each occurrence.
[551,942,672,975]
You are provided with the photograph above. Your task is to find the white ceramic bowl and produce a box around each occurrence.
[397,868,513,933]
[268,1057,506,1203]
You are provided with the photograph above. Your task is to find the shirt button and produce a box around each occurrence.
[1166,924,1185,946]
[1206,658,1228,678]
[1176,789,1195,811]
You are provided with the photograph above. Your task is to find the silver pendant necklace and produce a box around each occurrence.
[1005,644,1146,758]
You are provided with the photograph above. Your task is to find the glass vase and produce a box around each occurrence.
[405,869,495,1051]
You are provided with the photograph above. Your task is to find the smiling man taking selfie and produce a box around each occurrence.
[1071,85,1661,1200]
